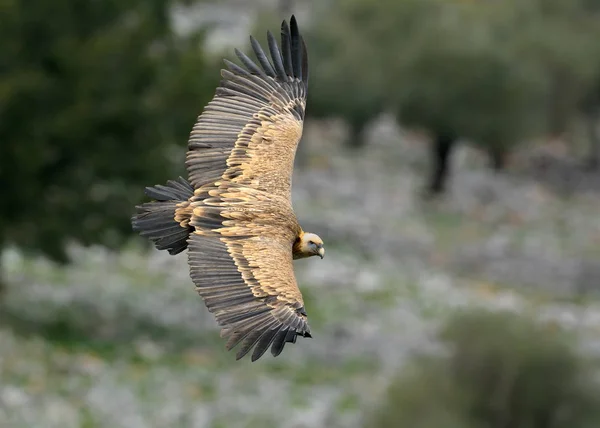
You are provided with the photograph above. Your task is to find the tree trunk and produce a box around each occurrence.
[585,109,600,171]
[488,147,507,171]
[427,132,456,195]
[346,120,366,149]
[547,69,573,137]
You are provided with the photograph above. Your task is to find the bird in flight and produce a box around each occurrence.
[132,16,324,362]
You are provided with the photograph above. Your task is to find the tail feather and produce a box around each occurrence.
[145,178,193,201]
[132,176,194,255]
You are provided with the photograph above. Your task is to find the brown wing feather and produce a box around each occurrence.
[187,231,311,362]
[185,16,313,362]
[185,16,308,200]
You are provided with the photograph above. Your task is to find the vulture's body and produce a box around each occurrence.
[131,16,324,362]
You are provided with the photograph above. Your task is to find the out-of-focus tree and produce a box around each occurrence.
[509,0,600,173]
[582,79,600,170]
[578,23,600,170]
[304,0,388,149]
[580,1,600,170]
[388,0,550,193]
[368,309,600,428]
[513,0,600,133]
[0,0,219,278]
[304,5,387,150]
[306,0,600,194]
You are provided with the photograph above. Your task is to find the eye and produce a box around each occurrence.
[308,240,315,245]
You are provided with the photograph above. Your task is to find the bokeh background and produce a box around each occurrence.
[2,0,600,427]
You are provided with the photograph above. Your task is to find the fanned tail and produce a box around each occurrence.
[132,177,194,255]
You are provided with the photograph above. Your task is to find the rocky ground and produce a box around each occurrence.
[2,115,600,428]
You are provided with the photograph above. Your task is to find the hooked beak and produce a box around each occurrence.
[317,246,325,259]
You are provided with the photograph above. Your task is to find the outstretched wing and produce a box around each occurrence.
[188,230,311,362]
[185,15,309,200]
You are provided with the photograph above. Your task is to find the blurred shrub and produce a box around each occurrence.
[0,0,220,262]
[367,309,600,428]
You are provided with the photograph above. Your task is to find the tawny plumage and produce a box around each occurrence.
[131,16,325,362]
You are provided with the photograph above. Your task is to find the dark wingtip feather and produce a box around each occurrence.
[267,30,287,81]
[280,19,293,78]
[223,320,311,361]
[289,15,302,81]
[223,58,250,77]
[234,48,264,77]
[227,15,307,86]
[251,327,280,362]
[270,328,290,357]
[250,35,276,78]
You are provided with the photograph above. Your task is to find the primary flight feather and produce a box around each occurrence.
[131,16,324,362]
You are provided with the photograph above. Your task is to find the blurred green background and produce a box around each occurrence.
[2,0,600,427]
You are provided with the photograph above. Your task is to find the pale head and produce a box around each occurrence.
[293,232,325,260]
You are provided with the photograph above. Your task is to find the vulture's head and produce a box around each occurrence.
[294,232,325,260]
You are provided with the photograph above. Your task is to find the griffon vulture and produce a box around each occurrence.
[132,16,324,362]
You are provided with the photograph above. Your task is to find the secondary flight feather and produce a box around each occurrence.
[131,16,324,362]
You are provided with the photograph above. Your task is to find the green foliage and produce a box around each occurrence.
[390,0,547,148]
[306,0,600,150]
[304,8,387,139]
[368,309,600,428]
[303,1,388,146]
[0,0,220,262]
[503,0,600,135]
